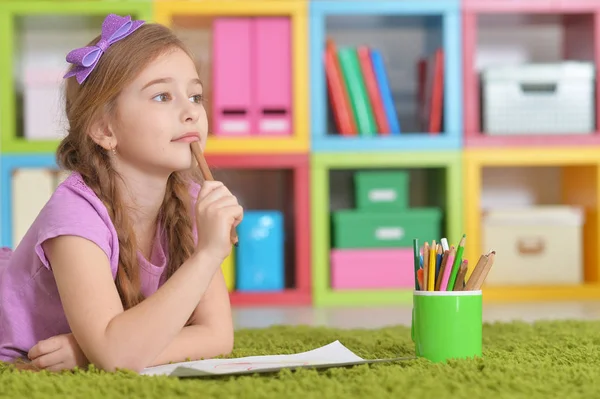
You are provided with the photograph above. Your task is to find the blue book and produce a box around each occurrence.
[370,49,401,134]
[236,211,285,291]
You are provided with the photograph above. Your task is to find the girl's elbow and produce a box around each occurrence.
[91,352,145,374]
[219,330,234,356]
[221,334,234,356]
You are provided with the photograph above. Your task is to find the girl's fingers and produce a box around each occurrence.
[31,350,64,370]
[28,337,62,360]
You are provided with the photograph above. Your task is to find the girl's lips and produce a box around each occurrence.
[172,136,200,143]
[172,132,200,143]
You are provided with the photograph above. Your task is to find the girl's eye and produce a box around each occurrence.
[153,93,171,102]
[190,94,204,104]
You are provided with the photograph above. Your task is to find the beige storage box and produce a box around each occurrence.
[482,206,584,286]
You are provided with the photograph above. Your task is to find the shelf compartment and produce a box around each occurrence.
[309,0,462,152]
[311,150,462,306]
[153,0,309,155]
[205,153,311,306]
[0,1,154,154]
[463,7,600,147]
[464,147,600,302]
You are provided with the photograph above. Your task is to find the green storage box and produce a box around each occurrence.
[354,171,409,211]
[332,208,442,248]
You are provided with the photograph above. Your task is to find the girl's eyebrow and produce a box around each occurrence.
[141,77,173,91]
[141,77,202,91]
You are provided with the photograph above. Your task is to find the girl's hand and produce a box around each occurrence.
[28,333,89,372]
[194,181,243,264]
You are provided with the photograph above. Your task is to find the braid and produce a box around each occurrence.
[58,136,144,309]
[161,171,200,280]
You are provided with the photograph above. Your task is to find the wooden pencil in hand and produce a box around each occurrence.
[190,141,239,246]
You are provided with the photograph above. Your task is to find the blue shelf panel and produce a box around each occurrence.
[309,0,462,152]
[311,1,460,15]
[312,134,461,152]
[0,154,58,248]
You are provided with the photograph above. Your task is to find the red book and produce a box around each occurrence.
[324,39,356,135]
[357,45,390,135]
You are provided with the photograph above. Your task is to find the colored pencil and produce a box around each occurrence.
[413,239,420,290]
[453,260,469,291]
[422,241,430,291]
[472,251,496,290]
[435,248,450,291]
[428,240,437,290]
[439,246,456,291]
[464,251,491,291]
[447,234,466,291]
[435,244,443,282]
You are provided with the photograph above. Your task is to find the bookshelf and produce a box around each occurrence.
[311,151,462,307]
[2,0,600,307]
[309,0,462,152]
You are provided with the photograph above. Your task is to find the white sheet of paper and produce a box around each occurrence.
[140,340,413,378]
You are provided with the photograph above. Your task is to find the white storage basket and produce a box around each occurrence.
[481,62,595,135]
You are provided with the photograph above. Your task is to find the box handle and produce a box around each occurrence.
[517,237,545,255]
[375,227,405,240]
[519,83,557,95]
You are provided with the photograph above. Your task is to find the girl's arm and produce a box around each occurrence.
[44,234,223,373]
[146,267,234,366]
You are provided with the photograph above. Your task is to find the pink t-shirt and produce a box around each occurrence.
[0,171,198,362]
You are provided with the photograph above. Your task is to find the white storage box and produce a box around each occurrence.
[23,68,69,140]
[481,62,595,135]
[482,206,584,286]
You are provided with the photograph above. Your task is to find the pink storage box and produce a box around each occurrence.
[330,248,415,289]
[24,68,68,140]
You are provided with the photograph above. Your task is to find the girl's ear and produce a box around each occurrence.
[88,117,117,151]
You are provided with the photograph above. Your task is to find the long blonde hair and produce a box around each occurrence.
[57,22,203,309]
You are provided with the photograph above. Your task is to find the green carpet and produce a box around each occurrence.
[1,320,600,398]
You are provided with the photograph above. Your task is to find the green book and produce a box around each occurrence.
[337,47,377,136]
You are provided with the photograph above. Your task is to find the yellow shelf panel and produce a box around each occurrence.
[205,135,308,154]
[482,284,600,302]
[154,0,305,19]
[464,146,600,166]
[154,0,309,155]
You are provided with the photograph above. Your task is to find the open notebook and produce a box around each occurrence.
[140,340,414,378]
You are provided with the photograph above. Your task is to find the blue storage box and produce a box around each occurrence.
[235,210,285,291]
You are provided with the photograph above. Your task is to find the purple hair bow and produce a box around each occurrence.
[63,14,145,84]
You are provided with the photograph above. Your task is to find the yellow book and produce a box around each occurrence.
[221,250,235,292]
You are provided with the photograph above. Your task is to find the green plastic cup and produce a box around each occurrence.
[411,290,482,363]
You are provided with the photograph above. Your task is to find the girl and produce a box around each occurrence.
[0,14,243,373]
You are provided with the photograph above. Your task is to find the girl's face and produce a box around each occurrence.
[109,47,208,176]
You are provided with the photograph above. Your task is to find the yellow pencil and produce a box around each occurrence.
[428,240,436,290]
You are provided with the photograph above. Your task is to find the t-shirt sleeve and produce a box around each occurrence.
[33,185,115,272]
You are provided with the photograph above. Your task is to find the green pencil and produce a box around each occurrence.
[413,239,420,290]
[447,234,466,290]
